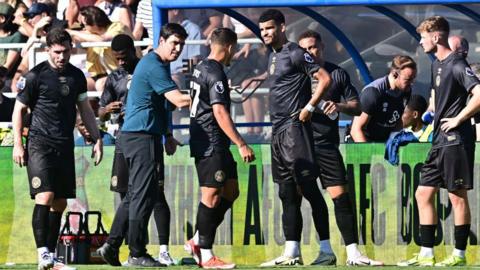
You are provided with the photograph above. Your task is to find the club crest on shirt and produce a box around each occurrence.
[16,76,26,90]
[31,176,41,189]
[214,170,226,183]
[111,176,118,187]
[304,53,314,63]
[214,81,224,94]
[466,67,475,77]
[270,56,276,75]
[59,76,70,96]
[435,75,441,87]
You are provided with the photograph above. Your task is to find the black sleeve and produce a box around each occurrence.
[291,47,321,76]
[453,60,480,93]
[334,69,359,101]
[100,75,115,107]
[15,72,37,106]
[76,70,87,98]
[208,72,229,106]
[359,87,379,115]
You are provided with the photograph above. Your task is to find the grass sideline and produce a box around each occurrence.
[3,266,480,269]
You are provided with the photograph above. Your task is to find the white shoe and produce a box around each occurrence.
[158,251,177,266]
[311,251,337,265]
[346,254,384,266]
[52,258,76,270]
[38,252,54,270]
[260,255,303,267]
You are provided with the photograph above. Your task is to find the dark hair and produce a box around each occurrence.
[46,28,72,47]
[0,66,7,77]
[80,6,111,28]
[407,94,428,115]
[160,23,188,41]
[298,30,322,43]
[210,28,237,46]
[258,9,285,24]
[112,34,135,51]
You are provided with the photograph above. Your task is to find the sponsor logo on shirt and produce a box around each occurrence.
[214,81,224,94]
[304,53,314,63]
[466,67,475,77]
[17,76,26,90]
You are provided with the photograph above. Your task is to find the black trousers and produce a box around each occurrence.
[111,132,163,257]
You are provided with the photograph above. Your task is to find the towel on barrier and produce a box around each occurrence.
[384,130,418,166]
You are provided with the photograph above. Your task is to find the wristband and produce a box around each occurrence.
[305,103,315,113]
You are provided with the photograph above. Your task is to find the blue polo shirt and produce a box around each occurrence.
[122,51,177,135]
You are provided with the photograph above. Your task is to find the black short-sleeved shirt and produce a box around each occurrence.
[359,76,410,142]
[311,62,359,145]
[268,42,321,133]
[99,67,132,127]
[189,59,231,157]
[431,53,479,147]
[0,94,14,121]
[16,61,87,147]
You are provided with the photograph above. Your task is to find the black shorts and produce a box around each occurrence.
[26,140,76,199]
[420,143,474,191]
[314,144,347,188]
[271,123,318,185]
[194,150,237,188]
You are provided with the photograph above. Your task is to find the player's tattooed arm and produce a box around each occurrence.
[300,68,331,122]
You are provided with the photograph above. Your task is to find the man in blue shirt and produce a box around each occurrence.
[99,23,190,267]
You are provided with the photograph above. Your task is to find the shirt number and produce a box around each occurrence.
[190,81,201,117]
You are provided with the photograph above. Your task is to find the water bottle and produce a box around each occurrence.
[318,100,339,120]
[422,111,434,124]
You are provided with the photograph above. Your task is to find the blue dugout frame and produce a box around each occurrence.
[153,0,480,128]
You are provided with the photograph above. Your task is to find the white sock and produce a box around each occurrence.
[346,243,362,259]
[193,231,199,245]
[159,244,168,253]
[37,247,49,258]
[284,241,300,257]
[200,248,214,262]
[419,247,434,258]
[453,248,465,258]
[320,240,333,254]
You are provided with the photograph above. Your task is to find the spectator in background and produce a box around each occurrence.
[223,15,256,60]
[63,0,95,28]
[75,112,114,145]
[0,66,14,121]
[95,0,134,31]
[238,45,269,139]
[184,9,222,39]
[0,3,26,83]
[67,6,133,92]
[132,0,152,41]
[168,8,201,89]
[350,55,416,142]
[448,35,469,59]
[11,3,67,93]
[401,94,432,142]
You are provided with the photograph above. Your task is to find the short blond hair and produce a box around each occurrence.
[416,16,449,34]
